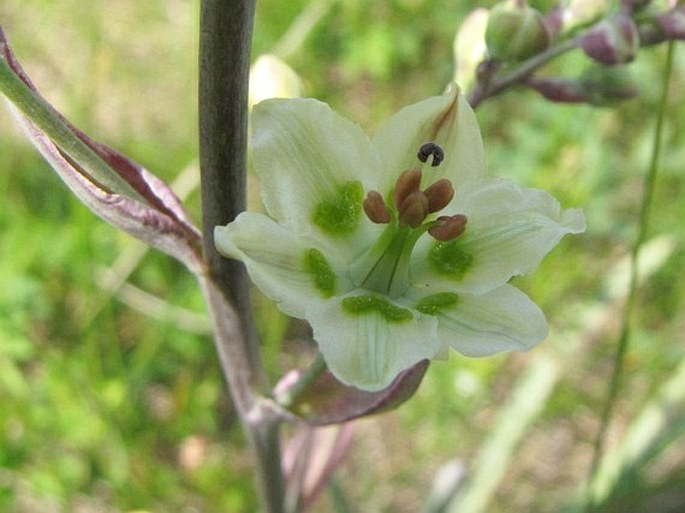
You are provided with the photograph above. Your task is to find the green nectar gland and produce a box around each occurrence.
[311,181,364,235]
[342,294,413,322]
[304,248,336,297]
[429,238,473,280]
[415,292,460,315]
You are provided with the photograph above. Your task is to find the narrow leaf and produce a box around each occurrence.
[1,25,202,271]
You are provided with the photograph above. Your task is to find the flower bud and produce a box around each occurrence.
[580,14,639,65]
[525,69,637,105]
[453,9,490,92]
[624,0,651,12]
[249,54,302,106]
[526,76,590,103]
[657,7,685,40]
[581,65,638,105]
[639,7,685,46]
[562,0,611,31]
[485,0,551,61]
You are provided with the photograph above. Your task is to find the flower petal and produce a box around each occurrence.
[252,98,381,252]
[372,84,485,194]
[215,212,352,318]
[409,284,548,357]
[306,294,440,391]
[412,178,586,294]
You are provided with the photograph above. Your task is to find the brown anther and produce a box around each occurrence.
[428,214,468,241]
[399,191,429,228]
[423,179,455,214]
[363,190,392,224]
[393,169,423,210]
[417,142,445,167]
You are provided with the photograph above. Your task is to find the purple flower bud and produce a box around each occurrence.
[526,66,638,106]
[525,77,590,103]
[656,7,685,40]
[581,14,639,65]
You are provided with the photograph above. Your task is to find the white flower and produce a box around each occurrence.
[215,85,585,391]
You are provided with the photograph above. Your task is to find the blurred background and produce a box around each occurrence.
[1,0,685,512]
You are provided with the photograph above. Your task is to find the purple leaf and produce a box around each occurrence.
[1,26,203,272]
[282,424,355,511]
[13,113,204,272]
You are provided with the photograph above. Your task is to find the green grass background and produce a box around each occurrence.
[1,0,685,512]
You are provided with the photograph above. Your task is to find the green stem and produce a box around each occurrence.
[468,38,578,108]
[198,0,261,365]
[277,353,328,409]
[584,41,675,513]
[198,1,285,511]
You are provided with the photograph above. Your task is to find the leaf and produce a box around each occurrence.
[0,25,203,272]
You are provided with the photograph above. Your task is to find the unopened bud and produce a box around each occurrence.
[423,179,455,214]
[526,76,590,103]
[453,8,490,92]
[581,65,638,105]
[581,14,639,65]
[623,0,651,12]
[657,7,685,40]
[640,7,685,46]
[429,215,468,242]
[363,191,392,224]
[249,55,302,106]
[563,0,611,31]
[545,6,565,39]
[485,0,551,61]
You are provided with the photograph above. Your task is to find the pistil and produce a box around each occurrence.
[351,223,426,297]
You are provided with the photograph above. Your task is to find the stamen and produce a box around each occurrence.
[363,191,392,224]
[398,191,429,228]
[423,179,454,213]
[417,142,445,167]
[428,214,468,241]
[393,169,422,210]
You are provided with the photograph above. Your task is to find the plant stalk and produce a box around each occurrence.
[468,38,578,108]
[583,41,675,512]
[198,1,285,511]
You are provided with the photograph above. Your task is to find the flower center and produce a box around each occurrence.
[350,143,468,297]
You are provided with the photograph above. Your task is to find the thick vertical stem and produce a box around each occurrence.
[199,0,260,370]
[198,1,285,511]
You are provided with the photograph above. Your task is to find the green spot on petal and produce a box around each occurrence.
[415,292,460,316]
[304,248,336,297]
[311,181,363,235]
[342,294,413,323]
[429,240,473,280]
